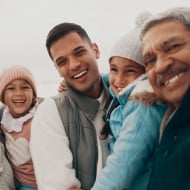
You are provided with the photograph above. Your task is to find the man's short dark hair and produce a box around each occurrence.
[46,22,92,59]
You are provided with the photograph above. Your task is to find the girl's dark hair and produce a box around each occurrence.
[100,97,120,140]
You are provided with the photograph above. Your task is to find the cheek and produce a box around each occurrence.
[56,67,64,77]
[3,92,11,103]
[109,74,115,86]
[59,65,70,79]
[180,49,190,63]
[146,69,154,82]
[146,70,157,88]
[54,63,65,77]
[147,72,162,96]
[26,91,35,102]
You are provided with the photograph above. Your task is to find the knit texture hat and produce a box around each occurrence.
[0,65,37,103]
[109,12,152,66]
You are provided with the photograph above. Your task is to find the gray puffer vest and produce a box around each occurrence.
[53,82,110,190]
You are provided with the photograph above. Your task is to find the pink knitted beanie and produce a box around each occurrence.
[0,65,37,103]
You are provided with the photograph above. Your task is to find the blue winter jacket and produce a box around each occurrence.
[91,75,167,190]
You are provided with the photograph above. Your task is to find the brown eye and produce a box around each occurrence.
[110,67,117,73]
[57,59,67,67]
[127,69,136,73]
[22,85,31,90]
[143,57,155,67]
[169,43,181,51]
[75,49,86,57]
[6,86,14,91]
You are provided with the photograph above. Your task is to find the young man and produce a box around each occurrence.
[30,23,110,190]
[141,6,190,190]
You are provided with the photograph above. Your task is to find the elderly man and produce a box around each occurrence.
[140,6,190,190]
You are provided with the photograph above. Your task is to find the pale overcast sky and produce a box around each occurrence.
[0,0,189,97]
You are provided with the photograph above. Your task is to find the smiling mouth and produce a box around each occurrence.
[117,87,124,92]
[114,86,125,94]
[163,72,184,86]
[13,100,25,103]
[73,70,87,79]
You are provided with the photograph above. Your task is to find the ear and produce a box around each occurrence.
[92,43,100,59]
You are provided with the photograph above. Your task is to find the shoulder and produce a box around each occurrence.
[34,97,58,115]
[129,79,166,106]
[131,79,153,94]
[52,91,69,104]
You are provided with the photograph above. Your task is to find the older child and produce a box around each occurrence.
[91,13,167,190]
[0,65,38,190]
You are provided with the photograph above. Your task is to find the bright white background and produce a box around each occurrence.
[0,0,189,97]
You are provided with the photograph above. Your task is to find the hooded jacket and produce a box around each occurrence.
[92,75,167,190]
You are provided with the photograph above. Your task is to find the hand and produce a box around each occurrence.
[58,79,67,93]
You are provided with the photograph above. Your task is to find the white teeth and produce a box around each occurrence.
[74,70,87,79]
[178,73,184,78]
[117,87,124,93]
[117,88,123,91]
[13,100,24,103]
[164,72,184,86]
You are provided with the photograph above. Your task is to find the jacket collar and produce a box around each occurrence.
[66,80,110,120]
[163,87,190,135]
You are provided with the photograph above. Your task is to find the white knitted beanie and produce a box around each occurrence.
[0,65,37,103]
[109,12,152,66]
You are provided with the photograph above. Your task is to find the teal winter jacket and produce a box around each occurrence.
[92,75,166,190]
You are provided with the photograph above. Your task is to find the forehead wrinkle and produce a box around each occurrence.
[161,36,184,47]
[143,35,183,56]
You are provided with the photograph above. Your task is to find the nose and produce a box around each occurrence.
[69,56,81,71]
[115,73,127,86]
[154,54,172,74]
[14,88,24,95]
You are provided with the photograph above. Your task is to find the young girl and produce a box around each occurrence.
[0,65,38,190]
[90,13,167,190]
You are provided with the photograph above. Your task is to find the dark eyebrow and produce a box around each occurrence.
[73,45,86,52]
[162,36,184,47]
[54,45,87,64]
